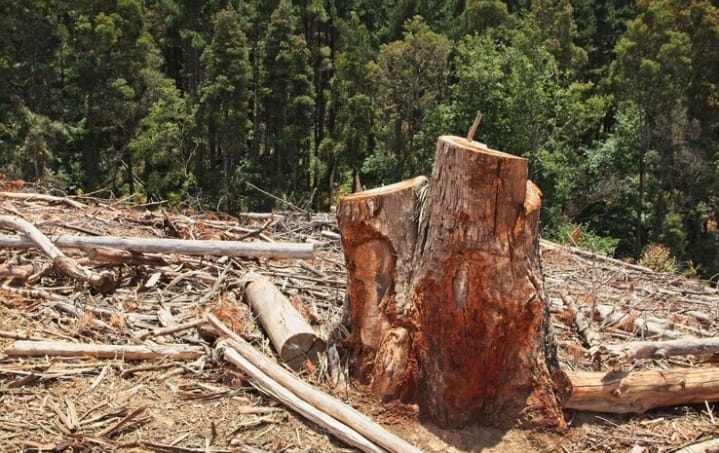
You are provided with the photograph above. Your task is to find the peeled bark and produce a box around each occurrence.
[337,137,564,429]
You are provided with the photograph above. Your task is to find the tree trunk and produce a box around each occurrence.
[337,136,565,429]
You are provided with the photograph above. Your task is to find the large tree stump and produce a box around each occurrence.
[337,136,565,429]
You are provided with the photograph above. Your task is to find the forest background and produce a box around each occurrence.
[1,0,719,276]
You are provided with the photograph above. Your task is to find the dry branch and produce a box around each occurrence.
[0,233,313,259]
[207,313,422,453]
[5,340,203,361]
[0,191,87,209]
[559,367,719,413]
[561,292,601,349]
[0,215,115,291]
[598,337,719,363]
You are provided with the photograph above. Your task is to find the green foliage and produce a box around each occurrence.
[547,223,620,256]
[2,0,719,276]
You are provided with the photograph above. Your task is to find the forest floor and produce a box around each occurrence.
[1,188,718,452]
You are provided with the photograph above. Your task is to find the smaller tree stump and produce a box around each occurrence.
[336,176,427,399]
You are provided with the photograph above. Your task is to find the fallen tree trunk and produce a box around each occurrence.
[4,340,203,361]
[207,313,422,453]
[337,136,565,429]
[0,215,115,291]
[0,233,313,259]
[559,367,719,413]
[242,272,325,370]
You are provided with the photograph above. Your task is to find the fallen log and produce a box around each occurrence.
[0,233,314,259]
[0,215,115,291]
[207,313,422,453]
[241,272,325,370]
[559,367,719,413]
[4,340,203,361]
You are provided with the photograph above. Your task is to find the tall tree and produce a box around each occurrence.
[370,16,452,181]
[259,0,315,201]
[194,5,252,211]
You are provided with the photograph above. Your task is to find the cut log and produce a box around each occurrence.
[559,367,719,413]
[242,272,325,370]
[337,136,564,429]
[0,233,313,259]
[5,340,203,361]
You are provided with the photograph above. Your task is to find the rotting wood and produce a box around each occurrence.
[207,313,422,453]
[559,367,719,413]
[241,272,325,370]
[5,340,203,361]
[0,233,313,259]
[0,215,116,292]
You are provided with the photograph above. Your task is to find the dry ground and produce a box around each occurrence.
[1,190,718,452]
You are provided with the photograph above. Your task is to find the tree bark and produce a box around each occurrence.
[559,368,719,413]
[337,136,565,429]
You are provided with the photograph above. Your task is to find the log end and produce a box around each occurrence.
[439,136,526,161]
[340,176,428,200]
[281,333,326,371]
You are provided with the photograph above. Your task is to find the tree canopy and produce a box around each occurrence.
[2,0,719,277]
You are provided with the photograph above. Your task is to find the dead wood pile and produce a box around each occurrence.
[1,187,719,452]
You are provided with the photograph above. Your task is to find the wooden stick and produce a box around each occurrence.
[5,340,203,361]
[559,368,719,413]
[0,233,314,259]
[540,239,653,273]
[137,318,208,340]
[207,314,422,453]
[0,191,87,209]
[0,215,115,291]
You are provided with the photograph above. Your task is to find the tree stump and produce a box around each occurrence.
[337,136,565,429]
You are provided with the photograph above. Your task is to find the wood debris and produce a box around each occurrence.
[1,189,719,452]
